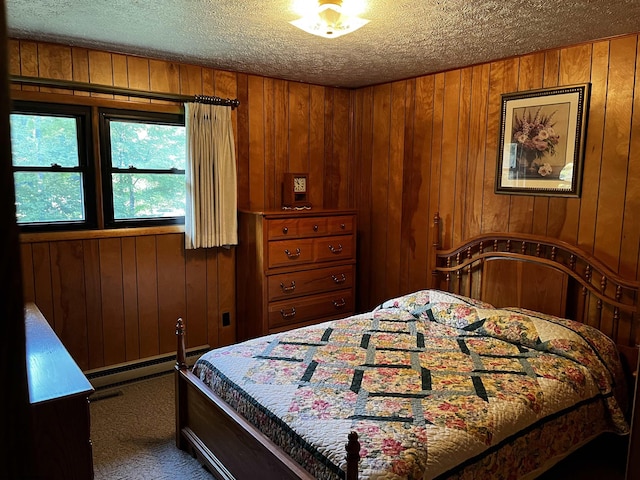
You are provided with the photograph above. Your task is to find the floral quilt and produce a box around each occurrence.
[192,290,629,480]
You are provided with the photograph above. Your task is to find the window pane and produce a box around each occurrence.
[109,121,185,170]
[10,113,80,167]
[14,171,85,223]
[112,173,185,219]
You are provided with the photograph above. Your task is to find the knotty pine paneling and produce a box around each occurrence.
[354,33,640,323]
[11,39,353,371]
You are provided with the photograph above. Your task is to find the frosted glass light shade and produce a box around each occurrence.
[290,0,369,39]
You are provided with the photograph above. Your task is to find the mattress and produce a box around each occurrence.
[192,290,629,479]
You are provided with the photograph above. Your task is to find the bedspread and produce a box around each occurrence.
[193,290,629,480]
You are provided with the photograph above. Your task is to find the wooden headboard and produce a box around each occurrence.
[431,213,640,352]
[430,212,640,478]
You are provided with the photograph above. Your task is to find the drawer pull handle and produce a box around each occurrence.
[280,281,296,292]
[284,248,301,259]
[313,224,319,232]
[340,223,346,229]
[331,273,346,284]
[333,298,347,308]
[280,307,296,318]
[282,226,289,234]
[328,244,343,254]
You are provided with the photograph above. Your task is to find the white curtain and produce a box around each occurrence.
[184,103,238,249]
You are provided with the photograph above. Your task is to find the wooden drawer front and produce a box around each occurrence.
[267,218,302,240]
[268,239,315,268]
[268,265,354,302]
[267,217,332,240]
[268,235,354,269]
[266,215,354,240]
[314,235,355,263]
[327,215,355,235]
[268,290,354,330]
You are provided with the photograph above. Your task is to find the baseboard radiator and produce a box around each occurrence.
[85,345,210,389]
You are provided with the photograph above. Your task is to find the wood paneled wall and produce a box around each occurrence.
[9,40,353,370]
[353,34,640,311]
[19,231,236,371]
[10,34,640,368]
[236,77,354,211]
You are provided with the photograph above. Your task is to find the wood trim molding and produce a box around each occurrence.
[10,89,184,113]
[20,225,185,243]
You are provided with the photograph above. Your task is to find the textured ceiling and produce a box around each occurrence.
[6,0,640,88]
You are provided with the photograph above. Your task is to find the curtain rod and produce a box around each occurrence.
[10,75,240,109]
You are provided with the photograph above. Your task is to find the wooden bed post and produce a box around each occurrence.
[346,431,360,480]
[176,318,187,370]
[432,212,441,288]
[175,318,187,450]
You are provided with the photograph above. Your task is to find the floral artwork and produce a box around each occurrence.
[496,83,590,197]
[511,107,561,178]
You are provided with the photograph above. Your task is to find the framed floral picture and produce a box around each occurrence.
[495,83,590,197]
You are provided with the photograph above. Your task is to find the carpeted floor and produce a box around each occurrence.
[90,373,211,480]
[90,373,628,480]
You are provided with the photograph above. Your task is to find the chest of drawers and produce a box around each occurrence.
[237,209,357,340]
[26,303,94,480]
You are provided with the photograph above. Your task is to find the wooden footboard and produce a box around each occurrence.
[175,319,361,480]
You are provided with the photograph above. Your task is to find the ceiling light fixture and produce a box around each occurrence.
[290,0,369,39]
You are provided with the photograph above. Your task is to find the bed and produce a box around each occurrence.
[175,213,640,479]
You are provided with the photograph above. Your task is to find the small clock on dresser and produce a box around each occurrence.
[282,173,312,208]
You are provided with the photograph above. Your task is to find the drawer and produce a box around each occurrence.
[268,264,354,302]
[268,289,354,330]
[267,235,354,269]
[314,235,355,263]
[327,215,355,235]
[267,239,315,268]
[267,215,355,240]
[268,218,302,240]
[267,217,328,239]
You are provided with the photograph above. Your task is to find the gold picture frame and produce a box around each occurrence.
[495,83,590,197]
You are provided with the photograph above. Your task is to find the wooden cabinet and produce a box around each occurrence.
[237,209,357,340]
[26,303,94,480]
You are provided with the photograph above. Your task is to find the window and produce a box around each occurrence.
[10,101,186,231]
[100,109,186,228]
[10,102,95,230]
